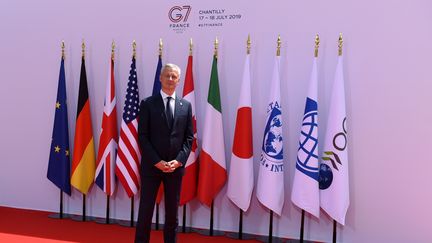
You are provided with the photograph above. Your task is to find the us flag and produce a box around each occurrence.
[115,56,141,197]
[95,58,118,196]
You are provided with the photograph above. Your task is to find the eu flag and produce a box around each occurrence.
[47,58,71,195]
[152,55,162,95]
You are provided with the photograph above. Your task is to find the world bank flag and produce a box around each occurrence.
[291,57,320,218]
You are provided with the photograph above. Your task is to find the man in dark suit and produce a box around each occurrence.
[135,63,193,243]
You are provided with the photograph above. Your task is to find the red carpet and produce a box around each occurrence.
[0,206,261,243]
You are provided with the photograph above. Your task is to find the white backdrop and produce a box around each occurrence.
[1,0,432,242]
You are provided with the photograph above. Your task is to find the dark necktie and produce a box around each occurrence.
[166,97,173,129]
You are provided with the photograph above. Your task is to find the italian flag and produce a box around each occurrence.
[197,55,227,207]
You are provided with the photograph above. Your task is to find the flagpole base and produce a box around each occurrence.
[48,213,71,219]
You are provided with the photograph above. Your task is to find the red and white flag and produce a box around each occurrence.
[227,54,254,211]
[115,56,141,197]
[95,57,118,196]
[179,55,199,205]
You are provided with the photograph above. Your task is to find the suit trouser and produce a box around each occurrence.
[135,172,183,243]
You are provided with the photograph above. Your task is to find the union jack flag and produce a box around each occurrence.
[115,57,141,197]
[95,58,118,196]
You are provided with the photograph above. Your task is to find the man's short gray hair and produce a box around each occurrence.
[162,63,181,77]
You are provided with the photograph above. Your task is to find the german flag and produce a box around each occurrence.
[71,57,96,194]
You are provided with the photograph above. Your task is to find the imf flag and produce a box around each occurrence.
[256,55,284,216]
[291,57,320,218]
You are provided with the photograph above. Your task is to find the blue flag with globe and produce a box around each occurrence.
[296,97,319,180]
[291,57,320,218]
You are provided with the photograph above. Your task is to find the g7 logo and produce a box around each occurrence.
[168,6,191,23]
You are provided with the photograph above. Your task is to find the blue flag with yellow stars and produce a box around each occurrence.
[152,55,162,95]
[47,58,71,195]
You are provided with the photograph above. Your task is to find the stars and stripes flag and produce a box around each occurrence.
[256,55,285,215]
[71,57,96,194]
[197,54,227,207]
[179,54,199,206]
[115,56,141,197]
[47,57,71,195]
[227,53,254,211]
[95,57,118,196]
[291,57,320,218]
[319,55,349,225]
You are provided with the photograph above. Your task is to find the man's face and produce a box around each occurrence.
[160,68,180,94]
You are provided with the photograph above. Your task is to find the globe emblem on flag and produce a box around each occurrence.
[296,108,319,181]
[262,107,283,160]
[319,163,333,190]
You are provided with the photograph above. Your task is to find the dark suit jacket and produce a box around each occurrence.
[138,93,193,177]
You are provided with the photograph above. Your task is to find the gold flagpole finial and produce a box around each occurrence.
[159,38,163,57]
[111,40,115,61]
[81,39,85,59]
[132,40,136,58]
[314,34,320,58]
[247,34,251,55]
[189,38,193,56]
[338,33,343,56]
[214,37,219,58]
[276,35,281,56]
[61,40,65,60]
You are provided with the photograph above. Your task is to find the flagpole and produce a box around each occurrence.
[82,194,86,221]
[236,35,251,241]
[268,36,281,243]
[130,196,135,227]
[59,190,64,219]
[106,195,110,224]
[155,42,160,228]
[333,220,337,243]
[59,40,66,220]
[81,40,87,223]
[210,201,214,236]
[104,40,116,225]
[269,210,273,243]
[338,33,343,57]
[238,209,243,239]
[182,205,187,233]
[129,40,137,228]
[331,33,344,243]
[300,210,305,242]
[159,38,163,57]
[298,34,320,243]
[156,205,160,230]
[209,38,219,237]
[182,38,194,235]
[155,38,163,231]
